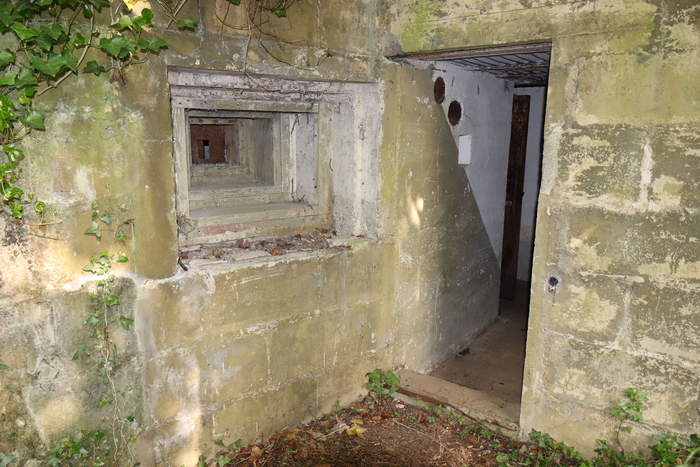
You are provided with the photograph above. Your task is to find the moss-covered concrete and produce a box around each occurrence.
[391,0,700,455]
[3,0,698,463]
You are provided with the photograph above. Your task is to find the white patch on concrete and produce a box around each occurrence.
[431,63,513,260]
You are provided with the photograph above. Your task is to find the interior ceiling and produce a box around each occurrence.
[396,42,552,87]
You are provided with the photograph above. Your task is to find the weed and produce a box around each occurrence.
[365,369,400,399]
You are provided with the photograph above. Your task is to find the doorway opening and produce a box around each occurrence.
[393,42,551,431]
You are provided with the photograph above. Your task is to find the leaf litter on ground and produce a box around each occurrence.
[202,394,586,467]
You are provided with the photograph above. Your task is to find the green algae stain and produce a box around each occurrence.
[401,0,439,52]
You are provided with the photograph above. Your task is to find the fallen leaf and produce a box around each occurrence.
[271,248,282,256]
[346,423,368,439]
[284,428,300,440]
[251,446,263,458]
[349,418,364,425]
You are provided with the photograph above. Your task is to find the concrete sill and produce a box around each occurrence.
[181,202,326,245]
[396,369,519,435]
[180,235,376,271]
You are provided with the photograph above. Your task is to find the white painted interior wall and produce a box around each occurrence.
[514,87,546,281]
[431,63,514,262]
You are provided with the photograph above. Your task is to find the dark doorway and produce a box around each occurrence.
[500,95,531,300]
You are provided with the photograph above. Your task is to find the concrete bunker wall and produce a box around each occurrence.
[391,0,700,454]
[0,1,502,465]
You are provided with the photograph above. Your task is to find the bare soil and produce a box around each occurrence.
[209,395,574,467]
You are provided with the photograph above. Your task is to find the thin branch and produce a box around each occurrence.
[165,0,190,29]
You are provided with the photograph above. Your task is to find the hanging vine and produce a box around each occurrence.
[0,0,195,223]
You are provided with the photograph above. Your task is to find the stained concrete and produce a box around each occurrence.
[429,281,529,406]
[396,281,529,435]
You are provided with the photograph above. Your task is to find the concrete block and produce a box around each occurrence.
[212,377,318,442]
[563,208,700,279]
[630,282,700,362]
[205,259,323,333]
[541,272,627,342]
[649,127,700,212]
[555,125,646,200]
[540,335,700,432]
[198,332,269,404]
[144,278,208,349]
[267,312,333,382]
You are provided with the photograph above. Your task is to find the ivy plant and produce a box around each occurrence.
[0,0,195,221]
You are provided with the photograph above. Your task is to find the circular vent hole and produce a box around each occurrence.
[448,101,462,126]
[433,77,446,104]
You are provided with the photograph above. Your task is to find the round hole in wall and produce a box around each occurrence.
[433,77,446,104]
[448,100,462,126]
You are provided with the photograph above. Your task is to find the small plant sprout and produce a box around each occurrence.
[365,369,400,399]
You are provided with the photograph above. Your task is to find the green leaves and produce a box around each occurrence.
[83,60,106,75]
[176,17,197,29]
[0,452,16,467]
[85,220,102,238]
[20,110,45,130]
[3,144,23,164]
[0,49,15,68]
[10,22,39,40]
[119,316,134,330]
[30,50,78,77]
[100,34,137,58]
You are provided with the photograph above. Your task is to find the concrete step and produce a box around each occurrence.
[396,369,519,435]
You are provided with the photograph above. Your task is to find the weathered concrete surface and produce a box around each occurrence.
[391,0,700,456]
[0,1,501,464]
[397,369,519,434]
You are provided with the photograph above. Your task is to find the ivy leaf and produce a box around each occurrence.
[61,50,78,72]
[81,5,93,18]
[227,0,241,4]
[100,35,137,58]
[8,201,22,218]
[83,60,106,75]
[0,363,8,370]
[0,162,13,176]
[30,52,67,77]
[84,220,102,238]
[115,229,127,242]
[2,183,23,200]
[117,254,128,263]
[0,451,16,467]
[99,211,111,224]
[274,7,287,17]
[138,37,167,52]
[140,8,153,23]
[40,22,64,41]
[84,313,100,325]
[0,49,15,68]
[10,22,39,40]
[20,110,45,130]
[119,316,134,330]
[132,11,153,31]
[0,69,17,86]
[112,15,133,30]
[176,17,197,30]
[0,95,17,130]
[0,4,22,28]
[18,87,36,106]
[14,67,37,87]
[73,32,86,46]
[3,144,23,163]
[104,294,120,307]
